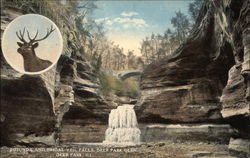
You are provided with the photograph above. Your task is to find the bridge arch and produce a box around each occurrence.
[118,70,142,80]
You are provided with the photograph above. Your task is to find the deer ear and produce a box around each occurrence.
[17,42,23,47]
[32,42,39,49]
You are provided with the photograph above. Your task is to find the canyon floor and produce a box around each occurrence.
[0,141,244,158]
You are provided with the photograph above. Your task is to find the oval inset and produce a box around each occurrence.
[2,14,63,74]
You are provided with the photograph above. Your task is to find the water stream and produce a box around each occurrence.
[103,104,141,144]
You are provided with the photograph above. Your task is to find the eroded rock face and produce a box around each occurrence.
[137,1,235,123]
[229,138,250,157]
[1,8,58,145]
[0,3,112,146]
[137,0,249,125]
[57,57,113,144]
[137,0,250,154]
[220,65,248,118]
[137,84,223,123]
[0,75,56,146]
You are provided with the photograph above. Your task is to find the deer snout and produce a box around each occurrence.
[17,47,30,54]
[17,47,26,55]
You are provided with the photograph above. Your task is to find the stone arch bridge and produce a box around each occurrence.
[117,70,142,80]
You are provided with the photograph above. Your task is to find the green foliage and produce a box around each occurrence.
[75,16,92,37]
[92,53,102,73]
[189,0,204,22]
[98,72,139,98]
[123,77,139,98]
[79,47,85,55]
[96,54,102,72]
[141,1,204,65]
[4,0,82,30]
[171,11,191,41]
[82,49,102,73]
[98,72,124,96]
[75,1,98,38]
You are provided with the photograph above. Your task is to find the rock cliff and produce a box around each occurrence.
[0,2,112,146]
[137,0,249,154]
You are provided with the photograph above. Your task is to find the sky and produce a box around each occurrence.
[91,0,193,56]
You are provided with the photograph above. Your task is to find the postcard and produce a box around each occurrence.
[1,0,249,157]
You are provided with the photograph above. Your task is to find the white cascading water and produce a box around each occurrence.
[103,104,141,144]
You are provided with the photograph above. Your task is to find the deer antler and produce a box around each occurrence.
[29,25,55,43]
[16,25,55,44]
[16,27,27,43]
[27,29,38,42]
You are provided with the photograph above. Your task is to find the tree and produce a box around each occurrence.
[127,50,136,69]
[171,11,191,42]
[189,0,204,22]
[95,54,102,72]
[75,16,92,37]
[75,1,97,38]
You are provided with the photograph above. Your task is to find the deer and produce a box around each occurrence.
[16,25,55,72]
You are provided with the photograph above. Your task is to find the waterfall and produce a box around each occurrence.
[103,104,141,144]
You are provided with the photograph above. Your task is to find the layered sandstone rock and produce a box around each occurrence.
[220,65,248,118]
[0,74,56,146]
[0,3,112,146]
[229,138,250,157]
[137,0,236,123]
[137,0,249,122]
[58,58,113,144]
[1,8,59,145]
[137,0,250,155]
[140,124,233,144]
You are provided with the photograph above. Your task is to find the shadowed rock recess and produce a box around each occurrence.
[0,0,249,157]
[136,0,249,155]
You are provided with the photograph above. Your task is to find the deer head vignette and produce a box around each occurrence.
[16,25,55,72]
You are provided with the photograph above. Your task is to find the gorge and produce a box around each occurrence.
[0,0,249,157]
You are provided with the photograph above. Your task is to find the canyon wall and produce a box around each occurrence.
[136,0,249,154]
[0,2,112,146]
